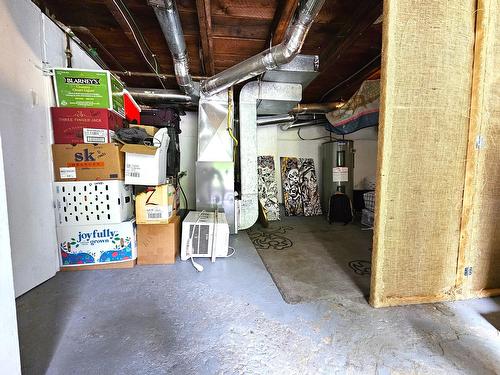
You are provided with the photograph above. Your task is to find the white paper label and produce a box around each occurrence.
[83,128,107,144]
[125,164,141,178]
[332,167,349,182]
[60,167,76,179]
[146,206,169,221]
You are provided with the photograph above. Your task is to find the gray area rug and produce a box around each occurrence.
[248,215,372,304]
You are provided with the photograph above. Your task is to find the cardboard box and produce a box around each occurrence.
[53,68,124,116]
[57,220,137,267]
[135,184,175,224]
[52,143,124,181]
[51,107,125,144]
[60,259,136,271]
[54,181,134,226]
[121,128,169,185]
[137,215,180,265]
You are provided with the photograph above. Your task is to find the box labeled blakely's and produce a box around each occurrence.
[54,181,134,226]
[57,220,137,267]
[52,68,124,115]
[121,128,169,185]
[135,184,175,224]
[50,107,125,144]
[52,143,124,181]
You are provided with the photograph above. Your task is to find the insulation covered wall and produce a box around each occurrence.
[458,0,500,296]
[370,0,476,307]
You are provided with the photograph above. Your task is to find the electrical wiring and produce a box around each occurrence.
[320,53,381,102]
[226,87,238,162]
[297,127,338,141]
[178,182,188,211]
[178,171,188,211]
[111,0,167,89]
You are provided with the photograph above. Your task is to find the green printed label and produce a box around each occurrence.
[54,69,123,115]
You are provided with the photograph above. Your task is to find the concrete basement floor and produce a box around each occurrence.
[16,230,500,374]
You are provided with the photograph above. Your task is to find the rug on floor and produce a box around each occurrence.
[248,215,372,304]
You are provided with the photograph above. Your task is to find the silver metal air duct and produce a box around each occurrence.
[150,0,198,98]
[239,81,302,230]
[201,0,326,96]
[127,88,191,104]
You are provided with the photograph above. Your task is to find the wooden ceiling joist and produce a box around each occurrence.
[196,0,215,76]
[313,0,383,101]
[104,0,159,75]
[320,1,382,72]
[270,0,298,45]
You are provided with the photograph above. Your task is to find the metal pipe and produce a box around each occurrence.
[281,119,329,130]
[127,88,191,104]
[65,34,73,68]
[257,114,295,126]
[51,19,109,69]
[290,102,344,114]
[201,0,326,97]
[151,0,198,98]
[112,70,207,81]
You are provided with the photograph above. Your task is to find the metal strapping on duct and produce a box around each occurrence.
[239,81,302,230]
[149,0,198,99]
[201,0,326,97]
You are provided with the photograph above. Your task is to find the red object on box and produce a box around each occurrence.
[51,108,125,144]
[124,90,141,124]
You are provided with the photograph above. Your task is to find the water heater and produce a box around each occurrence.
[321,140,355,211]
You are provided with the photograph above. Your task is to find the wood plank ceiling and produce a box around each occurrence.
[34,0,382,102]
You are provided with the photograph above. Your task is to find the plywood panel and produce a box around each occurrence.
[458,0,500,296]
[370,0,476,307]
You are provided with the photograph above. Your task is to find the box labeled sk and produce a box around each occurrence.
[121,128,169,185]
[137,215,180,265]
[135,184,175,224]
[54,181,134,226]
[51,107,125,144]
[57,220,137,267]
[52,143,124,181]
[52,68,124,116]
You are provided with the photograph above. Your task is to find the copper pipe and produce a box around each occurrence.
[290,102,345,114]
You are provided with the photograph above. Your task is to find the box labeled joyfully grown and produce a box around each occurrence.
[57,220,137,267]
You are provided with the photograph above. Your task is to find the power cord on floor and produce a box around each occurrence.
[187,210,206,272]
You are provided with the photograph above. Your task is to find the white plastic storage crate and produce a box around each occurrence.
[54,181,134,226]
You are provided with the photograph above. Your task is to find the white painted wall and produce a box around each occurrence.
[257,124,378,202]
[0,0,100,296]
[0,138,21,374]
[179,112,378,207]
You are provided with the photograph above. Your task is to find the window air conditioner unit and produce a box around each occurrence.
[181,211,230,262]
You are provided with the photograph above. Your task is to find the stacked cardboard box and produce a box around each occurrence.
[134,179,180,265]
[50,68,181,268]
[51,68,137,270]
